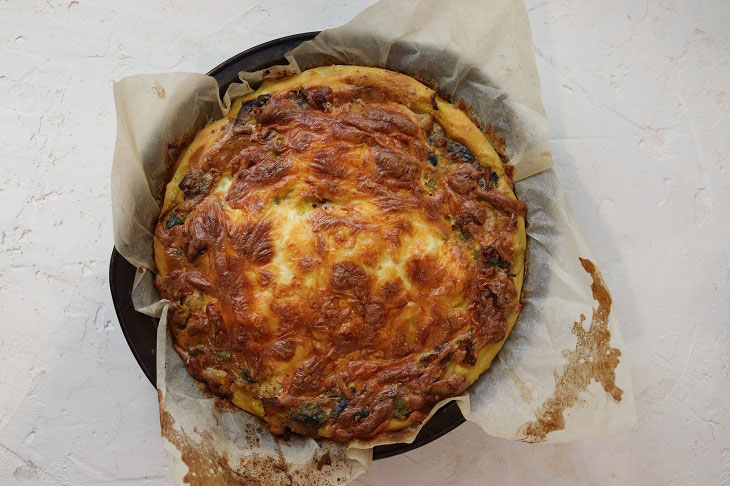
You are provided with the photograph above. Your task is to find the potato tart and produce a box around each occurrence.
[154,66,526,442]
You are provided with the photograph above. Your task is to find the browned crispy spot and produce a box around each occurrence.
[373,148,416,181]
[271,340,296,361]
[330,261,370,296]
[447,168,476,194]
[519,258,622,442]
[483,124,508,162]
[284,129,313,153]
[311,150,347,178]
[340,105,417,136]
[179,168,218,199]
[304,85,333,110]
[289,357,327,396]
[475,187,527,216]
[227,158,291,208]
[228,221,275,264]
[183,199,227,261]
[405,255,442,289]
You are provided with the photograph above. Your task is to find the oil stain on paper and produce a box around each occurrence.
[157,389,348,486]
[520,258,623,442]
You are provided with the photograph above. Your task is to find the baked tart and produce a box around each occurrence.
[154,66,526,442]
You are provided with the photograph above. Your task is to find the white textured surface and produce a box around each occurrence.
[0,0,727,484]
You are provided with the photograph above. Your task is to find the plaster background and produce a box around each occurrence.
[1,0,728,484]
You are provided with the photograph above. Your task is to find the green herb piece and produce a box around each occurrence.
[273,136,285,152]
[165,213,185,229]
[482,246,511,270]
[292,403,328,426]
[489,171,499,188]
[426,177,437,191]
[427,153,438,167]
[393,397,409,420]
[353,409,370,423]
[452,224,471,240]
[189,345,205,355]
[331,397,349,419]
[212,349,232,362]
[237,369,256,384]
[446,141,477,165]
[292,90,309,108]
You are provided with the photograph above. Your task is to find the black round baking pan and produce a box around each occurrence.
[109,32,465,460]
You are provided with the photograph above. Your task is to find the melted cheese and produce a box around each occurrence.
[153,65,527,443]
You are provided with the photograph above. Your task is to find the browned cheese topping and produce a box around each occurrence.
[154,67,526,442]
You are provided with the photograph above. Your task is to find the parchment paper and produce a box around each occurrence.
[111,0,637,484]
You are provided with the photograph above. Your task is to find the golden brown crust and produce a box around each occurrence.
[153,66,526,442]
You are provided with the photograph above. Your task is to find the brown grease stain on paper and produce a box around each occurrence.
[157,388,349,486]
[158,388,273,485]
[152,81,166,99]
[519,258,622,442]
[507,369,533,404]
